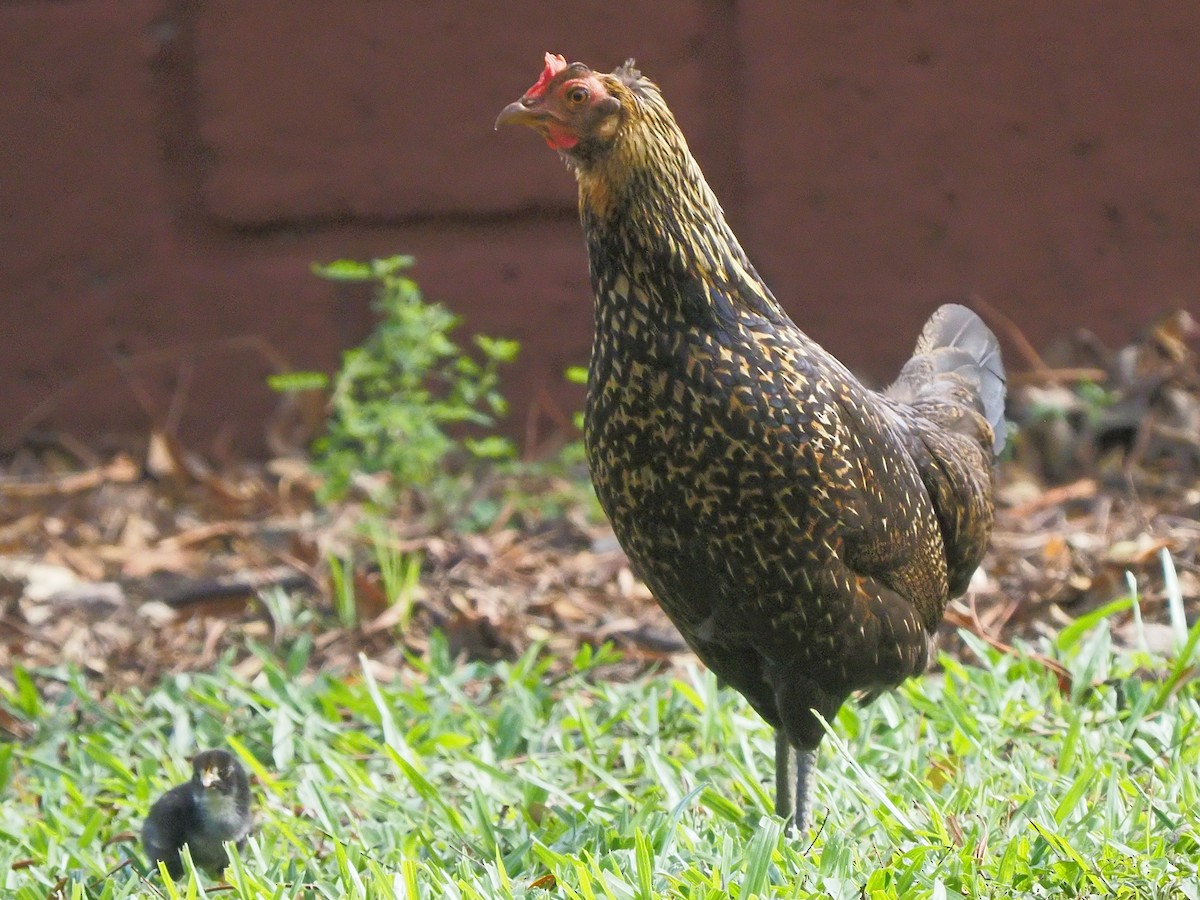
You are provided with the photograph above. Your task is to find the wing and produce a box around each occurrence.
[142,786,193,879]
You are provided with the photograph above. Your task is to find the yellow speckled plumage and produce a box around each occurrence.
[499,56,1006,832]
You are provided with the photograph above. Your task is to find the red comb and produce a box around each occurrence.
[525,52,568,99]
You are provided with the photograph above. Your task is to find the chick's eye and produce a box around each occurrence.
[567,86,589,105]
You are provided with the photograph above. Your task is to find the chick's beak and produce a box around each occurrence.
[495,99,546,131]
[199,767,220,788]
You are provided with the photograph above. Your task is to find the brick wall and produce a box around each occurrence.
[3,1,1198,454]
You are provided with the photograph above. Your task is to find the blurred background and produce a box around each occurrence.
[3,1,1198,455]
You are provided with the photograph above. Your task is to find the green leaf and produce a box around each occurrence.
[1053,764,1095,825]
[312,258,375,281]
[267,371,329,393]
[464,436,516,459]
[6,664,41,718]
[1055,597,1133,652]
[372,254,417,277]
[475,335,522,362]
[740,818,780,897]
[634,828,655,900]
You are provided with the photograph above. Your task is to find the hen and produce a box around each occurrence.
[498,54,1005,831]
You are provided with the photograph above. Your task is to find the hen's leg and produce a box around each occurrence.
[774,730,794,824]
[794,747,816,834]
[775,733,816,835]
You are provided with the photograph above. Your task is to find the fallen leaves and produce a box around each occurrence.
[1,312,1198,699]
[0,454,138,499]
[0,431,691,695]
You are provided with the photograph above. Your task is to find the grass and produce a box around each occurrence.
[2,610,1200,898]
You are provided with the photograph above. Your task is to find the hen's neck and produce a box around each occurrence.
[575,107,785,335]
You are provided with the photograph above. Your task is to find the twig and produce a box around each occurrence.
[944,606,1073,690]
[5,335,296,451]
[161,565,312,608]
[523,386,581,460]
[165,356,196,435]
[972,294,1108,385]
[110,350,167,430]
[156,521,254,551]
[971,294,1051,371]
[1008,367,1109,386]
[1004,478,1098,518]
[0,457,139,498]
[17,430,103,468]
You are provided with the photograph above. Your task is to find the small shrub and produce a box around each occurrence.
[276,255,519,502]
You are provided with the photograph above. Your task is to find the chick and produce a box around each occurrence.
[142,749,252,879]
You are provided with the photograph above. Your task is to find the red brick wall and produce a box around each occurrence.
[3,1,1198,454]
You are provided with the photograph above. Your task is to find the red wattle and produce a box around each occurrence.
[545,124,579,151]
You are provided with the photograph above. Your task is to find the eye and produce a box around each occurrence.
[567,85,589,105]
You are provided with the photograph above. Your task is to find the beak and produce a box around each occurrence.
[199,767,220,788]
[495,99,546,131]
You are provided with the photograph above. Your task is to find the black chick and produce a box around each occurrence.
[142,749,253,879]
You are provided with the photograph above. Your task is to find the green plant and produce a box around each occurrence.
[561,364,589,467]
[322,530,421,632]
[327,552,357,628]
[365,519,422,633]
[275,256,520,502]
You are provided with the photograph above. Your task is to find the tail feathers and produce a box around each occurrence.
[887,303,1007,455]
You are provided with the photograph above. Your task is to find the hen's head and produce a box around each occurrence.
[496,53,644,160]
